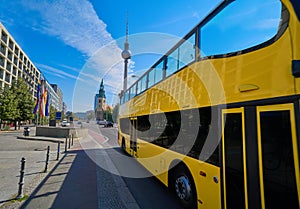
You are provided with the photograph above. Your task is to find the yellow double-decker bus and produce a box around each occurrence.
[118,0,300,208]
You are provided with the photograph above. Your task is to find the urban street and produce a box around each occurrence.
[0,122,184,209]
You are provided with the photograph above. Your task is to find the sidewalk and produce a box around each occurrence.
[20,140,99,209]
[15,134,139,209]
[0,132,62,209]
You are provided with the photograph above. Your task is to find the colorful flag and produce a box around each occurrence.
[39,80,47,117]
[33,79,40,114]
[45,91,50,117]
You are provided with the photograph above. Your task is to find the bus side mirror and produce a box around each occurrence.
[292,60,300,77]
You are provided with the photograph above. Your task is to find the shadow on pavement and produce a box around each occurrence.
[20,149,98,209]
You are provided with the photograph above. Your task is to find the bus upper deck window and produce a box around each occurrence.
[200,0,282,58]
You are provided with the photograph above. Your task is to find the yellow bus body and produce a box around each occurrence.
[118,1,300,208]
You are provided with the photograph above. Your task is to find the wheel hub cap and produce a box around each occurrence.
[175,176,191,201]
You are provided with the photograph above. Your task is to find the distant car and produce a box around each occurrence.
[104,121,114,127]
[97,120,107,125]
[61,120,70,127]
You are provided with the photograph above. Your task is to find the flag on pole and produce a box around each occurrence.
[45,90,50,117]
[39,80,47,117]
[33,79,40,114]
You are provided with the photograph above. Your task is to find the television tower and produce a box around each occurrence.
[121,13,131,91]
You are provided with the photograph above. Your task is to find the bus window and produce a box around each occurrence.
[130,84,137,98]
[178,32,196,69]
[200,0,282,57]
[140,75,147,92]
[124,91,128,103]
[137,80,141,95]
[166,48,179,77]
[120,118,130,135]
[148,68,155,88]
[155,61,164,84]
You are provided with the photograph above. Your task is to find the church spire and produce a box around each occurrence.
[99,79,106,98]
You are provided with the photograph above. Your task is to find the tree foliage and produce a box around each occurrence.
[11,79,34,122]
[0,84,19,121]
[0,79,34,127]
[49,105,57,120]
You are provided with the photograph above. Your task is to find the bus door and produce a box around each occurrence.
[130,117,138,157]
[256,103,300,209]
[222,108,248,209]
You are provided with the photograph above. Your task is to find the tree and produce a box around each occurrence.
[66,111,74,121]
[103,105,114,122]
[49,105,57,120]
[11,79,34,129]
[0,84,20,128]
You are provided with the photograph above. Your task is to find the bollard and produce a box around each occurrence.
[57,141,60,160]
[68,135,71,149]
[44,146,50,173]
[65,137,67,153]
[71,134,74,146]
[17,157,26,199]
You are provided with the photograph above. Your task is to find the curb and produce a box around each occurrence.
[17,136,65,144]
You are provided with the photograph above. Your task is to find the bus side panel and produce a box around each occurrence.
[184,158,221,209]
[137,140,221,209]
[281,0,300,94]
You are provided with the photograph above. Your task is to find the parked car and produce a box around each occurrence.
[104,121,114,127]
[61,120,70,127]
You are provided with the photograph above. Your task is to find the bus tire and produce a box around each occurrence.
[172,164,197,209]
[121,138,126,152]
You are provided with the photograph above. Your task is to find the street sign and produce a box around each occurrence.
[55,112,62,120]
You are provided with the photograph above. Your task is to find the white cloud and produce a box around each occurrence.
[36,63,84,81]
[12,0,126,111]
[23,0,115,57]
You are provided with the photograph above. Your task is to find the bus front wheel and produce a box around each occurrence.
[172,165,197,209]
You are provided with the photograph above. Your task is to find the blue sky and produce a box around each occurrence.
[0,0,281,112]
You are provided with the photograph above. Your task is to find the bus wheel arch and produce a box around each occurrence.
[168,161,197,209]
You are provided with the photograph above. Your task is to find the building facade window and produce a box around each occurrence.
[0,56,4,67]
[1,31,7,44]
[6,62,11,71]
[14,46,19,56]
[0,43,6,55]
[7,51,12,61]
[0,68,4,79]
[12,67,17,76]
[5,72,10,83]
[8,39,13,50]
